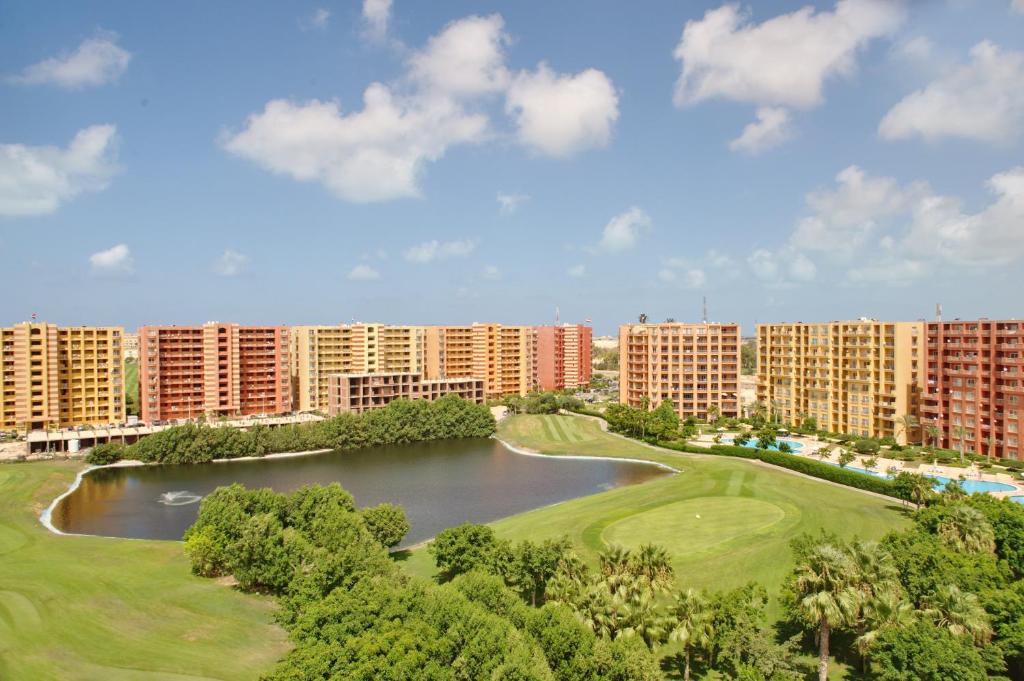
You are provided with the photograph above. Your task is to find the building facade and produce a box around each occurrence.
[1,322,125,432]
[536,324,593,391]
[326,372,485,415]
[756,320,924,443]
[140,323,290,423]
[619,322,740,419]
[921,320,1024,460]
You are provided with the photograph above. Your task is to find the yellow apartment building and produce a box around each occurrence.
[1,322,125,432]
[619,323,741,419]
[756,320,925,442]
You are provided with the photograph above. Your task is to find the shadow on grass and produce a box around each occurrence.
[389,548,413,563]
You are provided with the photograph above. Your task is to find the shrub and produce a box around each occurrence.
[85,442,125,465]
[361,503,410,548]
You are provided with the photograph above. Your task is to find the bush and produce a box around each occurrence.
[361,503,410,548]
[85,442,125,465]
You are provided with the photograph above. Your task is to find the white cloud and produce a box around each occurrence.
[301,8,330,30]
[879,41,1024,143]
[683,269,707,289]
[221,90,487,203]
[506,63,619,157]
[90,244,133,275]
[482,264,501,280]
[748,248,817,287]
[657,268,676,282]
[11,34,130,89]
[212,249,249,277]
[347,264,381,280]
[729,107,793,154]
[790,165,924,254]
[0,124,118,217]
[362,0,393,40]
[597,207,650,253]
[403,239,476,263]
[847,256,927,284]
[408,14,509,98]
[497,192,529,214]
[567,264,586,277]
[673,0,905,109]
[892,35,933,62]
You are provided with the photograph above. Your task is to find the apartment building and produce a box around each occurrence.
[326,372,485,415]
[472,324,537,398]
[536,324,593,391]
[123,332,139,360]
[921,320,1024,460]
[139,323,290,423]
[1,322,125,432]
[423,326,475,380]
[619,323,740,419]
[756,320,924,443]
[290,324,427,412]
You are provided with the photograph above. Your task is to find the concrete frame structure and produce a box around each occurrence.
[536,324,593,391]
[619,322,740,419]
[140,323,290,423]
[756,320,925,443]
[921,320,1024,460]
[1,322,125,432]
[326,372,485,415]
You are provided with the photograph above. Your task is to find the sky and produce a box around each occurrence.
[1,0,1023,336]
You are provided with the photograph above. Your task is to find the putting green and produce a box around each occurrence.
[602,497,787,556]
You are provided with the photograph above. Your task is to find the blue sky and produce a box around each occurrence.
[1,0,1022,335]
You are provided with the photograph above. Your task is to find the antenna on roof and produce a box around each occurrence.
[702,296,708,324]
[936,303,942,321]
[555,306,560,324]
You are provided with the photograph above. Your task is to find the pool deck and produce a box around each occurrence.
[693,431,1023,499]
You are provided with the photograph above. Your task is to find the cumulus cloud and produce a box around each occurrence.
[497,192,529,214]
[362,0,393,40]
[506,64,619,157]
[892,35,934,62]
[221,91,487,203]
[567,264,586,277]
[0,124,118,217]
[481,264,501,280]
[729,107,793,154]
[790,165,925,254]
[672,0,904,110]
[879,41,1024,143]
[403,239,476,263]
[748,247,817,287]
[597,207,651,253]
[847,256,927,285]
[408,14,510,97]
[11,34,131,89]
[212,249,249,277]
[347,264,381,280]
[90,244,133,275]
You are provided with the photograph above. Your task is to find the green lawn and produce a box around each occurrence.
[406,414,909,609]
[0,461,288,681]
[125,358,139,416]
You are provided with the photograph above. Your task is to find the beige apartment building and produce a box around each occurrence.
[619,323,741,419]
[756,320,925,443]
[1,322,125,432]
[326,372,485,415]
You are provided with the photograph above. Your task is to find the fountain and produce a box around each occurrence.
[157,491,203,506]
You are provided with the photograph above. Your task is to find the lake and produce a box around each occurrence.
[51,438,670,547]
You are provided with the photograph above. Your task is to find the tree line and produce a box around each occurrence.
[85,395,496,465]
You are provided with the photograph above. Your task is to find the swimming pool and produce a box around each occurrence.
[817,462,1017,494]
[724,437,803,453]
[1012,496,1024,506]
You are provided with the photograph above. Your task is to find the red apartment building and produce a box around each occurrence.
[922,319,1024,461]
[536,324,593,391]
[139,323,290,423]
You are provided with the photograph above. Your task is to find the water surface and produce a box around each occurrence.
[53,438,669,547]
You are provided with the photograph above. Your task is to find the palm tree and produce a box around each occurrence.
[613,579,670,648]
[706,404,720,425]
[669,589,714,681]
[795,544,860,681]
[598,544,633,586]
[896,414,918,445]
[854,589,916,664]
[926,424,940,451]
[923,585,992,644]
[986,436,995,465]
[953,425,969,464]
[937,505,996,554]
[630,543,675,593]
[752,401,768,424]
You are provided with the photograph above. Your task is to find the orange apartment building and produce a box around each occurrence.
[536,324,593,391]
[139,323,290,423]
[619,322,740,419]
[922,319,1024,460]
[326,372,485,415]
[1,322,125,432]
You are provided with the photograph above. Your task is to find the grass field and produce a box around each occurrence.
[0,461,288,681]
[125,358,139,416]
[404,414,909,609]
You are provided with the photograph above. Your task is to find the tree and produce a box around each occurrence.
[649,400,680,441]
[863,456,879,473]
[793,543,859,681]
[896,413,918,445]
[953,425,970,464]
[361,503,410,548]
[926,424,940,450]
[855,589,917,664]
[429,523,498,581]
[707,404,721,424]
[870,620,987,681]
[838,450,856,468]
[755,426,778,450]
[922,584,993,644]
[670,588,714,681]
[937,505,997,555]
